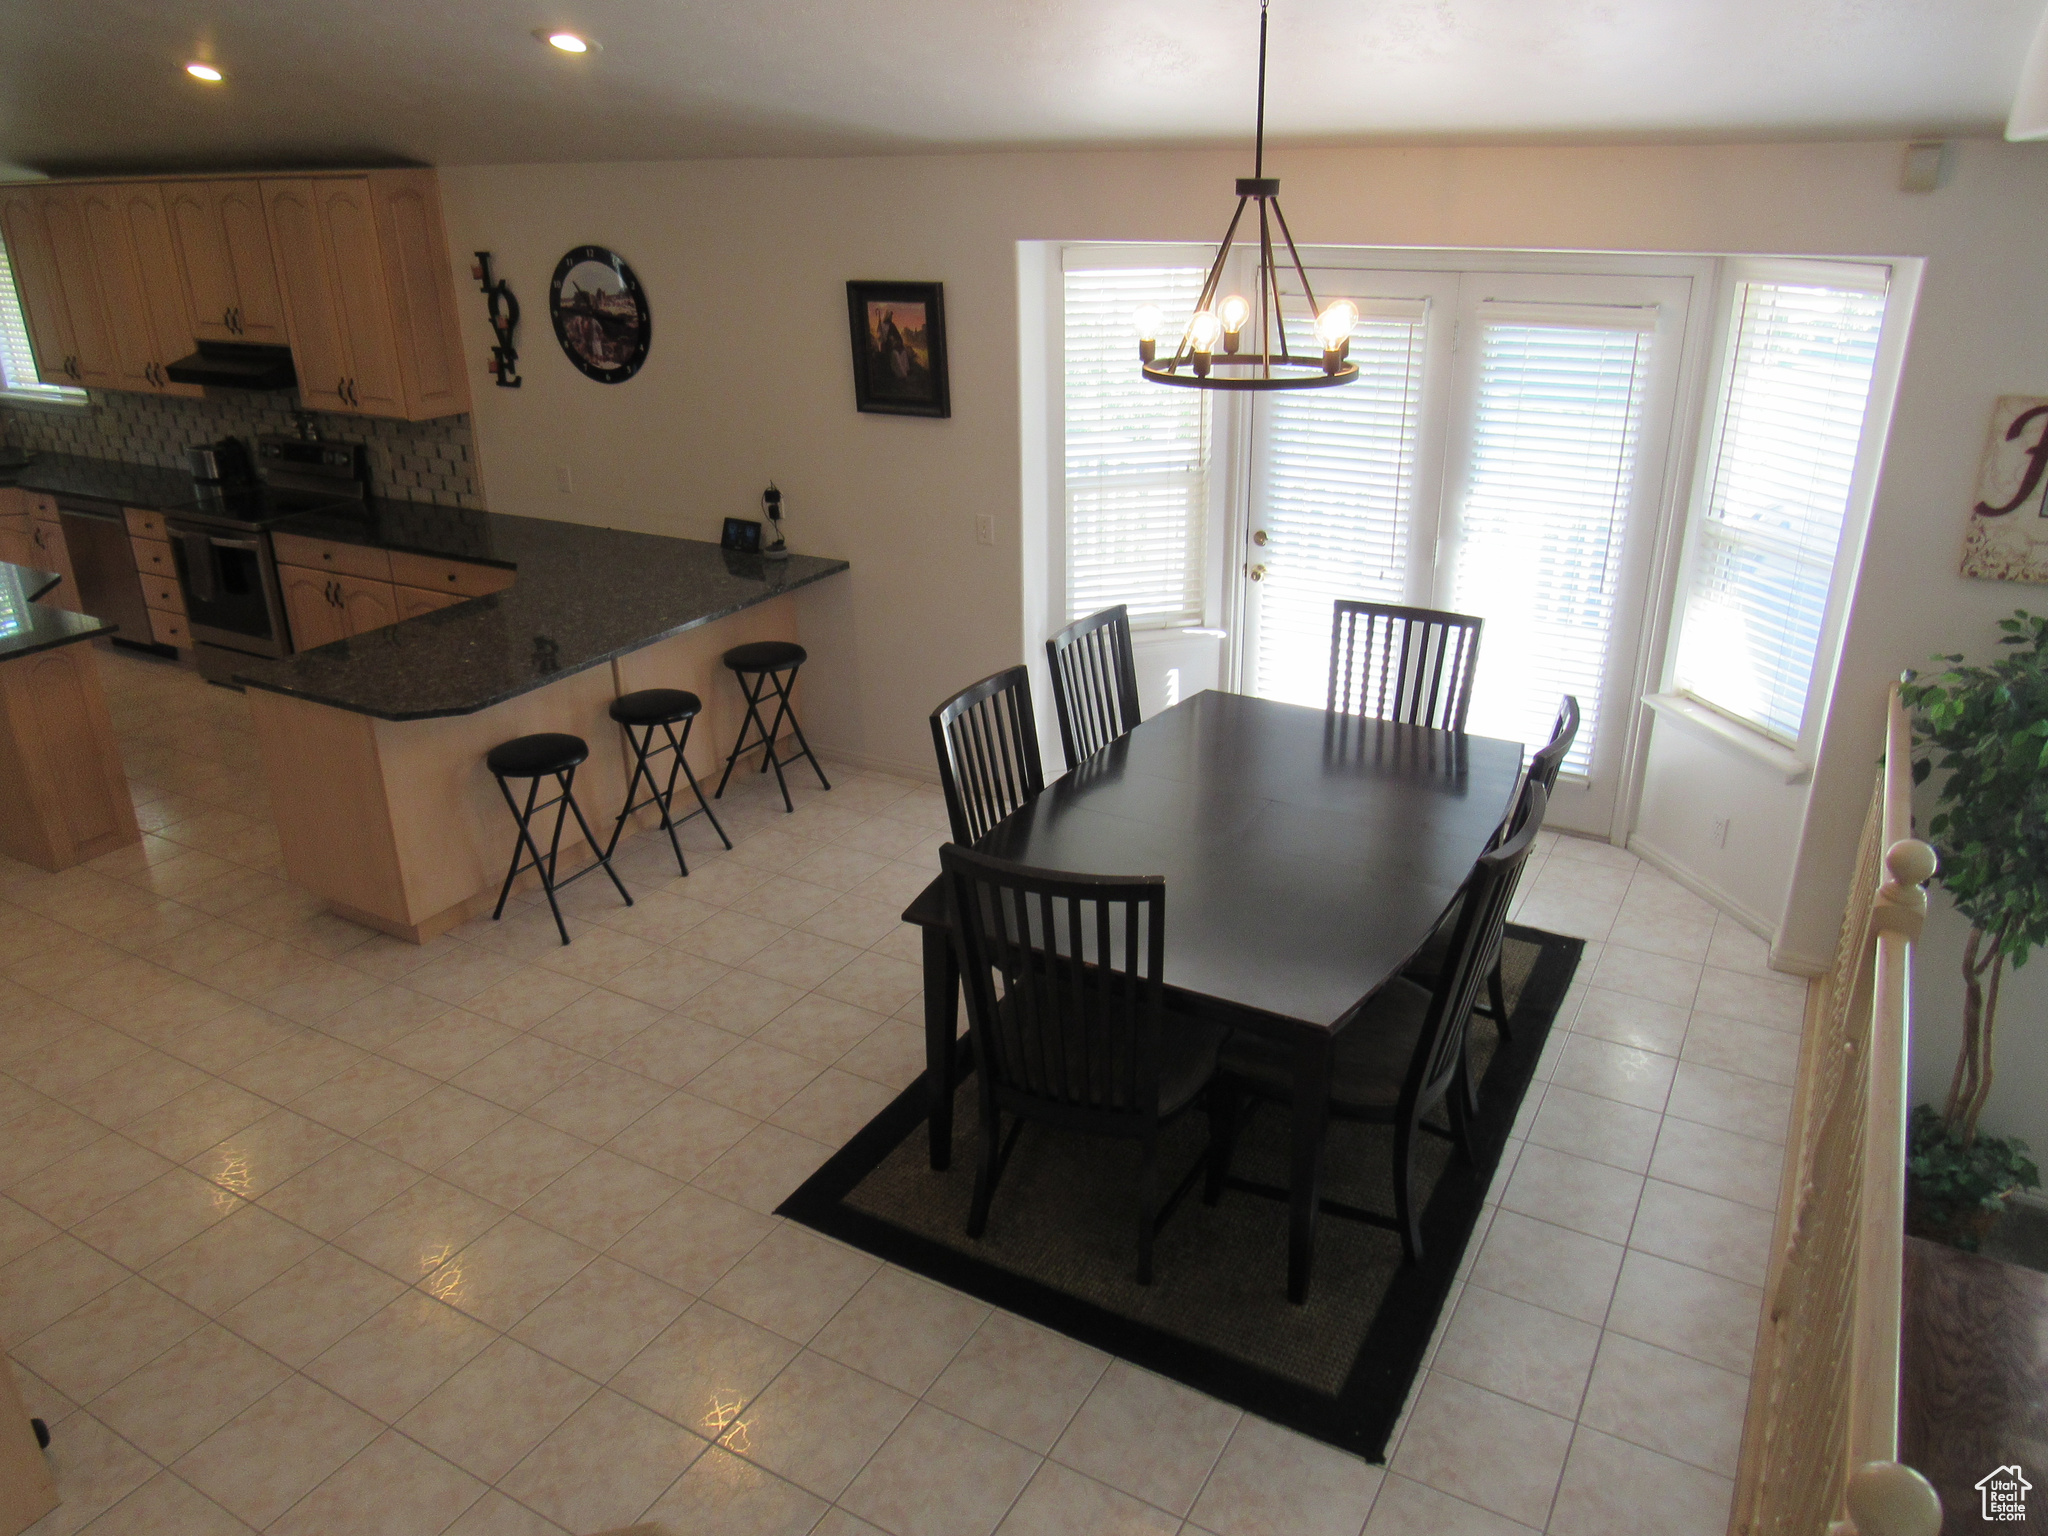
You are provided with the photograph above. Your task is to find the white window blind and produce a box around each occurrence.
[0,237,83,405]
[1672,280,1886,744]
[1063,266,1208,626]
[1452,316,1653,775]
[1252,305,1428,705]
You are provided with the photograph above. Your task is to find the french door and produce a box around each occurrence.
[1235,264,1695,836]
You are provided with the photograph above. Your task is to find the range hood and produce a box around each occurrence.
[164,341,298,391]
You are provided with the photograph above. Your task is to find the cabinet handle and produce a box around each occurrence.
[231,307,241,334]
[346,378,359,407]
[336,376,347,404]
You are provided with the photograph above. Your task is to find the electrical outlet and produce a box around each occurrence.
[1710,816,1729,848]
[975,514,995,546]
[555,464,573,494]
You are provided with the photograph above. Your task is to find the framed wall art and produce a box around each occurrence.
[1961,394,2048,584]
[846,280,950,418]
[549,246,651,384]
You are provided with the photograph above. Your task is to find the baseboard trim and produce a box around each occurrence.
[813,744,940,785]
[1625,833,1823,977]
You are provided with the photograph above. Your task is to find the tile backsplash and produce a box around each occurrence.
[0,391,483,507]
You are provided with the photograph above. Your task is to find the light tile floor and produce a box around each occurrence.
[0,648,1805,1536]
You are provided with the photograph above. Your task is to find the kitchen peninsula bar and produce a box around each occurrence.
[234,507,848,942]
[0,562,141,871]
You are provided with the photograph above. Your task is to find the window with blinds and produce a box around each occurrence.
[1672,280,1886,744]
[1452,310,1655,776]
[1063,266,1208,626]
[1252,304,1428,705]
[0,239,82,404]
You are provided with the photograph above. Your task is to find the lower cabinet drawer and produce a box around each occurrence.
[387,550,515,597]
[148,608,189,648]
[131,536,175,579]
[125,508,169,541]
[142,576,186,614]
[27,494,58,522]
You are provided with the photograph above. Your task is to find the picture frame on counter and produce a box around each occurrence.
[846,280,950,418]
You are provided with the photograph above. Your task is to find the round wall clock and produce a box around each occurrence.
[547,246,651,383]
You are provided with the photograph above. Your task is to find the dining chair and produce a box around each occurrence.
[1207,781,1546,1265]
[1527,694,1581,796]
[1045,604,1142,770]
[931,667,1046,846]
[1413,692,1575,1049]
[1327,599,1484,732]
[940,842,1223,1283]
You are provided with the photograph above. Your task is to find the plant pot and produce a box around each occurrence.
[1907,1196,2005,1252]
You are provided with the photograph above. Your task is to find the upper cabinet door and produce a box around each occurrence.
[165,182,239,342]
[166,180,289,346]
[120,186,203,396]
[0,189,78,383]
[315,180,404,417]
[76,186,158,393]
[215,182,288,344]
[262,179,352,414]
[370,172,471,419]
[35,189,119,389]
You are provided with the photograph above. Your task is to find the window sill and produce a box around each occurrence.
[1643,693,1811,783]
[0,389,90,413]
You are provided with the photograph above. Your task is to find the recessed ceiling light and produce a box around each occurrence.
[536,29,597,53]
[185,61,224,82]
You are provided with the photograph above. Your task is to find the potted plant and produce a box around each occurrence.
[1899,609,2048,1248]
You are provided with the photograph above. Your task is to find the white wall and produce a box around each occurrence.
[436,138,2048,1123]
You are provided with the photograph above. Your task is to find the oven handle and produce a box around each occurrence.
[164,523,263,554]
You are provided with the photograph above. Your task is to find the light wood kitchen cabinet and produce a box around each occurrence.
[395,584,465,620]
[33,188,118,388]
[0,188,79,385]
[280,565,350,652]
[0,513,33,569]
[27,517,80,612]
[262,173,468,421]
[279,564,397,647]
[164,179,288,345]
[76,184,202,398]
[336,572,398,635]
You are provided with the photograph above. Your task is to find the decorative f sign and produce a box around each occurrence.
[1963,395,2048,583]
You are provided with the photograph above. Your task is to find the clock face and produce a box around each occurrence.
[548,246,651,384]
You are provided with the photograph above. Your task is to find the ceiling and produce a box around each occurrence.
[1,0,2041,174]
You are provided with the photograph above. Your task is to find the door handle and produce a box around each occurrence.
[1248,563,1267,582]
[1252,529,1270,547]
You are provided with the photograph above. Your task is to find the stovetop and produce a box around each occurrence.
[169,483,368,530]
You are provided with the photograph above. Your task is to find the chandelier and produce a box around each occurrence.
[1138,0,1358,391]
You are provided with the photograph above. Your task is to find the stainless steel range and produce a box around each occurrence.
[167,435,369,683]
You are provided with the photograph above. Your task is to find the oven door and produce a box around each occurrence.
[166,521,289,659]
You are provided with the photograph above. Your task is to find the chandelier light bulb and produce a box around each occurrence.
[1189,311,1223,352]
[1218,295,1251,334]
[1315,300,1359,351]
[1134,304,1162,363]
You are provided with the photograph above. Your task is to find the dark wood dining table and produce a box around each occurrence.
[900,688,1525,1302]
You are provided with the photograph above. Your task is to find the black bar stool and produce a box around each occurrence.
[487,732,632,945]
[604,688,732,876]
[713,640,831,813]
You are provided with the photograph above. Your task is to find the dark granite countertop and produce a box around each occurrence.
[273,497,511,568]
[233,506,849,721]
[3,452,200,508]
[0,562,117,660]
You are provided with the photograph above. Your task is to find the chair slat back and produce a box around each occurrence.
[941,844,1166,1119]
[1046,605,1142,770]
[1328,600,1484,732]
[931,667,1046,847]
[1410,780,1547,1105]
[1527,695,1581,794]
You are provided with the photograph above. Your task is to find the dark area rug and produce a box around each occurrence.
[779,924,1582,1461]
